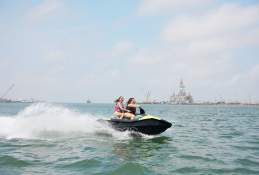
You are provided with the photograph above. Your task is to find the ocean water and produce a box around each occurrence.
[0,103,259,175]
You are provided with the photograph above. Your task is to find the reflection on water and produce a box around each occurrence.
[112,136,172,160]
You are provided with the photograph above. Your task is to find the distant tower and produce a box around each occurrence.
[170,92,176,103]
[145,91,151,103]
[179,79,186,96]
[170,79,194,104]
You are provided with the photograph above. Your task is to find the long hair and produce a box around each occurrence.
[127,98,134,106]
[114,96,123,103]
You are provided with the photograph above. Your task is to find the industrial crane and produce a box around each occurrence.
[0,84,15,99]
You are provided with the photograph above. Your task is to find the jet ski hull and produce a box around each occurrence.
[104,118,172,135]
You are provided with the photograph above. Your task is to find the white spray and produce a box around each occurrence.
[0,103,123,139]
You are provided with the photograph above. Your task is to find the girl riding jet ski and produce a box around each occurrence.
[113,96,134,120]
[105,97,172,135]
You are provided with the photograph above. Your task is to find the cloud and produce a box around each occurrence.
[1,1,259,102]
[220,64,259,102]
[27,0,64,22]
[123,2,259,101]
[111,41,135,57]
[44,49,66,63]
[229,64,259,88]
[138,0,214,16]
[156,3,259,86]
[162,3,259,51]
[129,47,164,66]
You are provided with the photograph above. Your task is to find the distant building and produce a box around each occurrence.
[170,80,193,104]
[141,91,153,104]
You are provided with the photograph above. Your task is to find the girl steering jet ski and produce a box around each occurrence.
[113,96,134,120]
[98,97,172,135]
[126,98,139,115]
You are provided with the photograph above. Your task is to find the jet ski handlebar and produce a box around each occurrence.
[139,107,146,115]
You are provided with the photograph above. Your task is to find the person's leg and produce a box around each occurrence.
[114,112,123,119]
[124,113,135,120]
[119,112,124,119]
[129,113,135,120]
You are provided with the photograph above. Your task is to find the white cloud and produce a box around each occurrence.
[130,48,164,66]
[123,2,259,102]
[162,3,259,50]
[156,3,259,91]
[1,1,259,102]
[44,49,66,63]
[220,64,259,102]
[138,0,214,15]
[229,64,259,87]
[27,0,64,22]
[111,41,135,57]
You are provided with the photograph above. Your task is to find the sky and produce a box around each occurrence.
[0,0,259,103]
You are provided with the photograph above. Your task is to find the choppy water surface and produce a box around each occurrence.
[0,103,259,175]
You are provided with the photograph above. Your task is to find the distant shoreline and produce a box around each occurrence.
[139,102,259,106]
[1,101,258,107]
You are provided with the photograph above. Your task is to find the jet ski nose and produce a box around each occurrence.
[162,120,172,129]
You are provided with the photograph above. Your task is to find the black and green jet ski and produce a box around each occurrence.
[100,107,172,135]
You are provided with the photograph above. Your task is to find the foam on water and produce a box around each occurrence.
[0,103,132,139]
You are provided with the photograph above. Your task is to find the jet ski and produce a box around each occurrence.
[100,107,172,135]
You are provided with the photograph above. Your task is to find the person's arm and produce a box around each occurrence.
[127,103,139,108]
[118,103,130,112]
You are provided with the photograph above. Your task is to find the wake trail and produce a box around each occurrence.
[0,103,126,139]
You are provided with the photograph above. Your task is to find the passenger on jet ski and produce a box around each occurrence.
[113,96,134,120]
[126,98,139,115]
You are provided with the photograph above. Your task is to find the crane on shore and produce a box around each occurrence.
[0,84,15,99]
